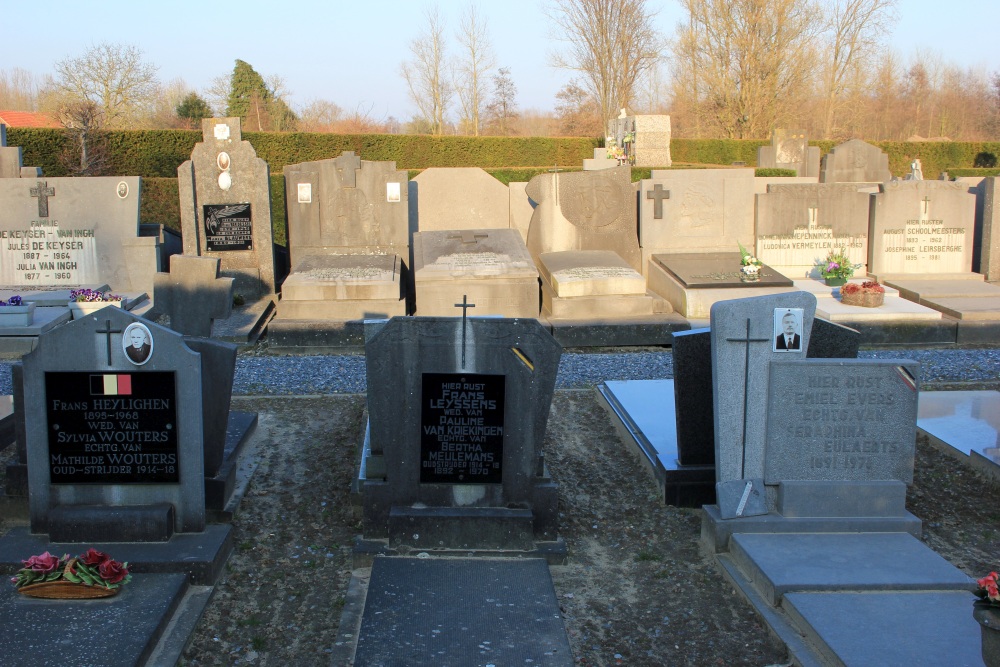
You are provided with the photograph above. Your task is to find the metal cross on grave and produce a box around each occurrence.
[921,195,931,219]
[29,181,55,218]
[448,231,488,244]
[95,318,123,366]
[646,183,670,220]
[454,294,476,369]
[333,152,362,188]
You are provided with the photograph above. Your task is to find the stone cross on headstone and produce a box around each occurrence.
[455,294,475,369]
[448,231,489,244]
[151,255,234,337]
[807,207,819,231]
[646,183,670,219]
[334,152,362,188]
[95,318,123,366]
[29,181,55,217]
[921,195,931,219]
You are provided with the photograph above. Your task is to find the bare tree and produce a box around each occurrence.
[554,79,603,136]
[484,67,518,135]
[819,0,898,139]
[454,3,495,135]
[56,99,107,175]
[298,99,344,132]
[546,0,663,131]
[0,68,40,111]
[52,42,159,128]
[403,7,451,135]
[672,0,819,139]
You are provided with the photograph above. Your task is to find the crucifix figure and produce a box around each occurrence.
[29,181,55,218]
[718,318,771,518]
[95,318,123,366]
[448,231,488,244]
[646,183,670,220]
[455,294,476,369]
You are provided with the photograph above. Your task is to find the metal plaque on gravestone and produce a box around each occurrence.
[203,203,253,251]
[420,372,505,484]
[45,371,178,484]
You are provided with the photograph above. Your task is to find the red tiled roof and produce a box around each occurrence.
[0,111,60,128]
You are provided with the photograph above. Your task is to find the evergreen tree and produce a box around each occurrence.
[176,92,212,128]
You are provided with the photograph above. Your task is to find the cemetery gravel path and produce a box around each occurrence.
[3,349,1000,666]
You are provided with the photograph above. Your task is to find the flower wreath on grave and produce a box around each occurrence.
[11,549,132,599]
[817,249,859,285]
[70,289,123,303]
[840,280,885,308]
[974,572,1000,667]
[737,241,762,281]
[0,296,23,306]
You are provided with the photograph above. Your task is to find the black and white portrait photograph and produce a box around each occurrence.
[773,308,803,352]
[123,322,153,365]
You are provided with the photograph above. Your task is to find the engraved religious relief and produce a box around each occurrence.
[326,189,378,246]
[677,182,717,231]
[559,180,622,229]
[776,138,805,164]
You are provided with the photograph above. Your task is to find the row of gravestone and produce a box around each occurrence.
[3,119,1000,340]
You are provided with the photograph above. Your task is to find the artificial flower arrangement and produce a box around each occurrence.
[840,280,885,308]
[70,288,123,303]
[977,571,1000,607]
[817,249,859,283]
[738,241,763,279]
[11,549,131,599]
[0,296,23,306]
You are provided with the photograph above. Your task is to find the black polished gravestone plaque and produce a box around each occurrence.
[420,373,505,484]
[653,252,793,289]
[203,203,253,251]
[45,371,179,484]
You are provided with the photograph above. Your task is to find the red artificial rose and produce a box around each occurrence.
[22,552,62,574]
[80,548,110,566]
[98,559,129,584]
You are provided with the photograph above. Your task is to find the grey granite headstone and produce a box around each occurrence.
[361,317,561,551]
[755,183,870,278]
[765,359,919,483]
[711,292,817,485]
[868,180,976,276]
[22,308,206,535]
[756,129,820,177]
[819,139,891,183]
[525,165,641,272]
[673,318,858,471]
[0,176,158,294]
[150,255,234,337]
[177,117,276,298]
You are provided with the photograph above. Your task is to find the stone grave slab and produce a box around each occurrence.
[0,572,191,667]
[920,295,1000,320]
[647,253,797,319]
[918,390,1000,477]
[793,278,942,322]
[352,557,572,666]
[178,118,276,298]
[278,254,404,320]
[819,139,891,183]
[539,252,653,319]
[782,590,981,667]
[410,167,511,232]
[765,359,919,484]
[150,255,233,337]
[979,176,1000,281]
[755,183,869,278]
[359,317,562,559]
[639,169,756,276]
[412,228,539,317]
[730,532,973,605]
[583,147,618,171]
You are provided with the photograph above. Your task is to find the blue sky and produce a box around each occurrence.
[4,0,998,121]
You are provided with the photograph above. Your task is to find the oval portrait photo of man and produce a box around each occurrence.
[123,322,154,365]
